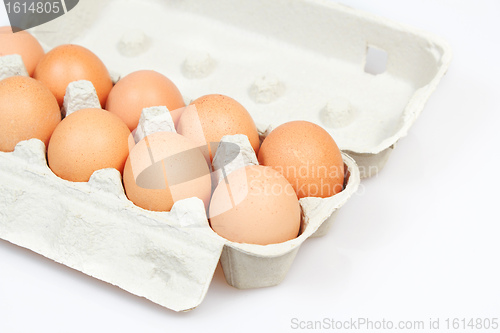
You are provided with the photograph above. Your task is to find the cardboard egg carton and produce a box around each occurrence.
[1,0,451,312]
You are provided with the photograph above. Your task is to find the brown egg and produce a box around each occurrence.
[33,44,113,107]
[47,108,131,182]
[0,76,60,152]
[258,121,344,199]
[0,26,45,76]
[105,70,185,131]
[123,131,212,212]
[209,165,301,245]
[177,94,260,162]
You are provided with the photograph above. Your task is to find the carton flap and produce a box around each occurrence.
[0,140,226,312]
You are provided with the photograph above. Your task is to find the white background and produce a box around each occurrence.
[1,1,499,332]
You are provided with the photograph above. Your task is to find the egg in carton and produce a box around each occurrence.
[1,0,452,312]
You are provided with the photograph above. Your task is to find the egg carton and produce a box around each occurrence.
[0,0,451,312]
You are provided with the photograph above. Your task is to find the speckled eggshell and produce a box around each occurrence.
[209,165,301,245]
[123,131,212,212]
[0,76,61,152]
[177,94,260,162]
[0,26,45,76]
[33,44,113,107]
[258,121,344,199]
[105,70,185,131]
[47,108,131,182]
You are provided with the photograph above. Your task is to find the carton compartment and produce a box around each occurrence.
[217,155,359,289]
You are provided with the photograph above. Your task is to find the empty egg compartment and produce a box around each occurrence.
[32,0,451,178]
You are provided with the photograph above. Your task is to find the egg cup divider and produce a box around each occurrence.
[0,138,358,311]
[0,54,29,80]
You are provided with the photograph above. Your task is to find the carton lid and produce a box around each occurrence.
[31,0,452,156]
